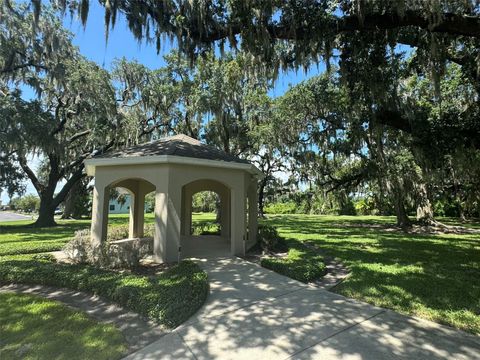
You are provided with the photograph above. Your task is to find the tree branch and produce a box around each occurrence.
[52,167,86,209]
[17,154,44,193]
[187,10,480,44]
[68,130,91,143]
[1,61,48,74]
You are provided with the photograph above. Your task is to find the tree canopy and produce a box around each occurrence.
[2,0,480,226]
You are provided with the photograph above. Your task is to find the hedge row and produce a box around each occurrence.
[0,258,208,328]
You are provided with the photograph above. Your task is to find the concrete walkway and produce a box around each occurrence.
[125,256,480,360]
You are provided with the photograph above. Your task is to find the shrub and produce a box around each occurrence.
[31,253,56,262]
[63,226,155,269]
[0,259,209,328]
[63,229,94,264]
[261,239,326,283]
[257,224,288,252]
[264,201,298,214]
[191,221,221,235]
[107,225,129,242]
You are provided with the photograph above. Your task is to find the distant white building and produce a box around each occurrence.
[108,196,132,214]
[108,192,151,214]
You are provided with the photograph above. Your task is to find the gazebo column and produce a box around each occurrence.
[247,179,258,248]
[90,180,109,249]
[129,184,146,239]
[231,185,246,256]
[220,190,230,238]
[182,189,193,236]
[153,172,182,263]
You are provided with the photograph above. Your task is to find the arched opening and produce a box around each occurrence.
[191,191,221,236]
[104,178,156,242]
[181,179,231,257]
[108,186,133,227]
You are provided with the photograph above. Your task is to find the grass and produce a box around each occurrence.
[0,213,209,331]
[0,292,127,360]
[0,213,216,256]
[3,212,478,334]
[265,214,480,335]
[260,238,326,283]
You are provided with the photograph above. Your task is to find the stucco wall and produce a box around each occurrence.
[90,162,258,263]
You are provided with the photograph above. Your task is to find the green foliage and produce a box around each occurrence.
[265,189,359,216]
[9,194,40,213]
[62,179,91,219]
[191,219,220,236]
[261,239,326,283]
[257,224,288,252]
[264,201,298,214]
[354,197,377,216]
[0,259,208,328]
[1,2,119,226]
[192,191,219,213]
[0,292,127,360]
[145,192,155,213]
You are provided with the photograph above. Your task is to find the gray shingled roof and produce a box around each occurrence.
[95,134,250,164]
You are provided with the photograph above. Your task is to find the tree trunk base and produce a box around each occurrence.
[33,215,57,228]
[415,214,444,227]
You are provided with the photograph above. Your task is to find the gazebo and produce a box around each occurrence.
[84,134,262,263]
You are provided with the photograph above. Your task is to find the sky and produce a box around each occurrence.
[1,2,324,204]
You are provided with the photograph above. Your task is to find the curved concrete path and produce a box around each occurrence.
[125,256,480,360]
[0,284,167,354]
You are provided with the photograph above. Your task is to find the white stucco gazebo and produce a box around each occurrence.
[84,134,262,263]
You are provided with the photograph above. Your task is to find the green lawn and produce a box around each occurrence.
[2,213,479,335]
[260,238,326,282]
[0,213,212,257]
[265,215,480,334]
[0,292,127,360]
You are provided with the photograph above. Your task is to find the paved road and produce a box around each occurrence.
[0,211,33,222]
[125,257,480,360]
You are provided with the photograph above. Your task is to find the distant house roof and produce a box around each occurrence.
[95,134,250,164]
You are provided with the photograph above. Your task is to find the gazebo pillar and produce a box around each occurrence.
[247,178,258,248]
[182,189,193,236]
[90,180,109,248]
[129,184,146,239]
[231,183,246,256]
[219,190,230,238]
[153,171,182,263]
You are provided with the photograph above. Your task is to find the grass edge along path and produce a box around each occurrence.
[260,238,327,283]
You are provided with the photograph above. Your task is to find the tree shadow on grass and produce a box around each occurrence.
[0,292,127,360]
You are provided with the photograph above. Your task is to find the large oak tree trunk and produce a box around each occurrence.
[258,178,267,218]
[389,179,411,228]
[34,196,57,227]
[372,129,411,228]
[32,167,85,227]
[62,181,77,219]
[416,181,435,224]
[413,163,437,225]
